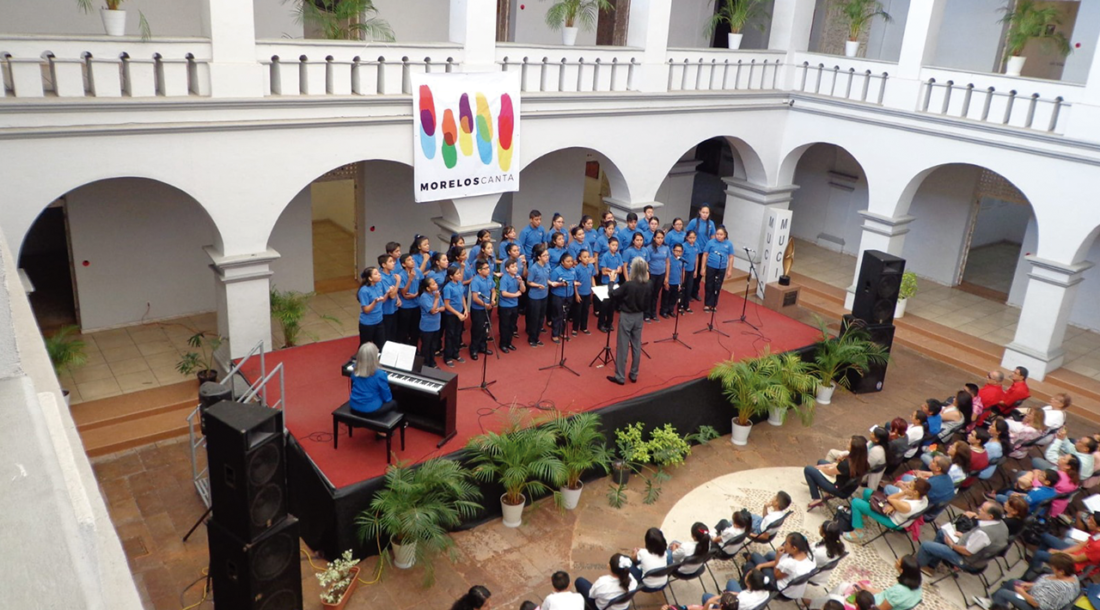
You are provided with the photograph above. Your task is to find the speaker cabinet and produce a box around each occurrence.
[207,515,303,610]
[203,401,287,541]
[851,250,906,326]
[842,315,895,394]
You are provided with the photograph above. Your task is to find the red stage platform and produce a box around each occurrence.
[242,291,820,489]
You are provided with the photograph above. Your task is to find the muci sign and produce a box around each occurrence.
[412,72,521,203]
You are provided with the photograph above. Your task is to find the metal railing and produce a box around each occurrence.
[666,55,782,91]
[796,61,888,104]
[499,54,637,92]
[262,53,456,96]
[919,77,1070,134]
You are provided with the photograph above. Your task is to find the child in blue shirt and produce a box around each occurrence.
[679,231,699,314]
[526,244,551,347]
[518,210,547,261]
[666,218,686,248]
[497,258,525,352]
[566,226,587,263]
[548,253,579,342]
[441,265,467,366]
[663,243,685,318]
[622,233,649,281]
[701,227,735,311]
[357,266,387,348]
[378,253,400,343]
[573,250,596,335]
[548,232,568,267]
[417,278,444,368]
[647,229,671,321]
[598,238,623,332]
[469,260,496,359]
[396,253,423,345]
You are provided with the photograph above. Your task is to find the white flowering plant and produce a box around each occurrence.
[317,550,360,605]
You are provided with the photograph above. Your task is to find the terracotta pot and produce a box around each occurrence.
[321,566,360,610]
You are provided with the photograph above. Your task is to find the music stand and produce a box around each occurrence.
[589,288,615,368]
[460,304,498,400]
[724,246,761,332]
[541,291,581,376]
[654,257,692,349]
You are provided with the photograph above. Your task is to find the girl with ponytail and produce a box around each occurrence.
[450,585,492,610]
[575,553,637,610]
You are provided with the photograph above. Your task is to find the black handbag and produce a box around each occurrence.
[953,514,977,533]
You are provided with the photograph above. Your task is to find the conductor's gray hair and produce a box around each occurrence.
[630,257,649,283]
[354,342,380,377]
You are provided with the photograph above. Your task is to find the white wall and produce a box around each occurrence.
[66,179,216,331]
[371,0,450,42]
[509,148,587,230]
[1063,0,1100,84]
[0,0,203,37]
[254,0,302,39]
[899,165,977,285]
[931,0,1005,73]
[310,180,356,234]
[359,161,442,264]
[1008,217,1100,332]
[865,0,908,63]
[268,186,314,294]
[512,0,599,46]
[668,0,714,49]
[970,197,1030,248]
[787,144,867,255]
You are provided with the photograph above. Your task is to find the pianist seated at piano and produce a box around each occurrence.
[349,342,399,415]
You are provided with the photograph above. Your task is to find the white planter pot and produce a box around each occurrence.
[1006,56,1026,77]
[895,297,908,319]
[562,26,579,46]
[728,33,743,50]
[101,8,127,37]
[816,383,837,405]
[767,407,785,426]
[731,419,752,446]
[501,493,525,527]
[844,40,860,58]
[561,482,583,510]
[63,390,71,407]
[391,538,416,569]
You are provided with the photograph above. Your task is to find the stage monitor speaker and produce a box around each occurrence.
[207,514,302,610]
[851,250,906,325]
[841,315,895,394]
[203,401,287,542]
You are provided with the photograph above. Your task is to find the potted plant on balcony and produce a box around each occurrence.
[895,271,918,319]
[288,0,395,41]
[837,0,891,57]
[705,0,770,50]
[76,0,150,38]
[549,412,611,510]
[807,317,890,405]
[176,331,223,384]
[466,410,564,528]
[45,325,87,405]
[999,0,1071,77]
[544,0,613,46]
[355,458,482,584]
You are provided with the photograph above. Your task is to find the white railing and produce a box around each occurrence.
[497,43,643,93]
[256,40,463,96]
[666,48,785,92]
[918,67,1079,134]
[0,35,210,99]
[792,52,891,105]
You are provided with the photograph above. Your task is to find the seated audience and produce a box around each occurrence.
[916,501,1008,574]
[631,528,670,588]
[918,440,971,485]
[921,399,945,445]
[541,572,584,610]
[669,522,711,574]
[809,521,846,588]
[904,411,928,459]
[748,492,792,541]
[741,532,816,599]
[977,371,1006,425]
[884,456,955,507]
[1041,393,1071,431]
[703,569,772,610]
[575,554,637,610]
[982,552,1079,610]
[940,390,972,438]
[713,509,753,548]
[886,418,911,469]
[1006,408,1046,458]
[962,429,991,485]
[451,586,492,610]
[669,591,739,610]
[867,427,890,489]
[844,479,930,544]
[805,436,870,511]
[1000,366,1031,415]
[982,419,1009,478]
[809,555,922,610]
[990,468,1059,513]
[1022,511,1100,581]
[963,383,985,432]
[1034,427,1096,478]
[1004,495,1030,536]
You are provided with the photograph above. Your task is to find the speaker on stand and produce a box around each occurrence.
[841,315,895,394]
[851,250,905,326]
[203,401,302,610]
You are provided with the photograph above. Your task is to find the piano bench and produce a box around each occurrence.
[332,402,407,463]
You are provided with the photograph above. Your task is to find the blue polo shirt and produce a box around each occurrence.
[443,281,465,314]
[470,275,495,310]
[518,224,547,260]
[927,473,956,506]
[379,270,399,315]
[681,242,699,272]
[548,247,566,267]
[584,231,599,257]
[497,239,517,262]
[426,267,448,290]
[575,263,595,296]
[687,217,716,249]
[527,263,550,300]
[600,252,623,284]
[499,273,521,308]
[668,256,684,286]
[639,226,655,245]
[595,233,616,258]
[622,246,649,267]
[704,239,735,270]
[617,226,642,249]
[397,268,422,309]
[411,251,433,271]
[648,244,671,275]
[666,228,687,248]
[566,239,587,262]
[357,283,385,325]
[418,292,441,331]
[550,265,577,298]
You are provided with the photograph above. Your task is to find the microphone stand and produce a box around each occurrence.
[460,294,498,400]
[654,258,692,350]
[724,247,761,332]
[541,285,580,376]
[694,251,729,338]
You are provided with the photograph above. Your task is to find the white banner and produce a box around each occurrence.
[755,208,793,301]
[412,72,520,203]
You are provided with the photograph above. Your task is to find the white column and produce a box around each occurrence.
[206,247,278,359]
[603,197,663,222]
[843,211,915,309]
[881,0,946,109]
[626,0,672,92]
[1001,257,1093,381]
[201,0,265,98]
[432,193,503,246]
[657,159,702,224]
[723,178,798,272]
[768,0,816,89]
[450,0,498,73]
[1066,25,1100,140]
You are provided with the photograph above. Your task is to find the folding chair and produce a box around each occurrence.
[795,552,849,610]
[636,562,682,606]
[862,506,931,559]
[752,512,791,552]
[586,587,638,610]
[776,571,816,607]
[928,543,1009,610]
[821,478,863,519]
[707,531,750,588]
[666,548,717,605]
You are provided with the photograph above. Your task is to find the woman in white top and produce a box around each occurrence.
[700,569,773,610]
[669,522,712,574]
[904,411,926,458]
[631,528,671,589]
[809,522,846,588]
[844,478,930,544]
[741,532,817,599]
[574,554,637,610]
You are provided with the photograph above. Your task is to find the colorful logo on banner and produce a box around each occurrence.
[418,86,515,172]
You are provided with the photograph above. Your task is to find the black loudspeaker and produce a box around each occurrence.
[842,315,895,394]
[207,515,303,610]
[198,382,232,434]
[851,250,906,325]
[203,401,287,541]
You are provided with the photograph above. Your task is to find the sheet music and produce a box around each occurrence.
[940,522,959,543]
[380,341,417,372]
[592,285,610,302]
[1069,528,1090,542]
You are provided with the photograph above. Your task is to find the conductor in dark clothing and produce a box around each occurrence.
[607,257,652,385]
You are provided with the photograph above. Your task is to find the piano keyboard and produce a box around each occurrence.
[386,370,444,394]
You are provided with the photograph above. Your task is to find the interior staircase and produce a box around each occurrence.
[70,381,200,457]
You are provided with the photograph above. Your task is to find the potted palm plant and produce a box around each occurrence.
[807,317,890,405]
[466,411,565,527]
[895,271,918,319]
[765,351,818,427]
[544,0,613,46]
[176,331,223,384]
[76,0,150,38]
[705,0,770,50]
[837,0,891,57]
[709,352,813,444]
[270,287,339,348]
[549,412,611,510]
[45,325,87,405]
[355,458,481,583]
[999,0,1071,77]
[288,0,395,41]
